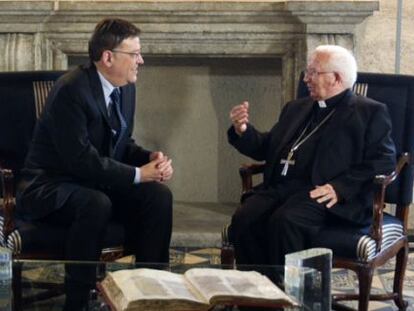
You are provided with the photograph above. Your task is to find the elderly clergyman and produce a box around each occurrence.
[227,45,396,265]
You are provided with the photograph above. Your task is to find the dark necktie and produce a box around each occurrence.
[109,88,122,142]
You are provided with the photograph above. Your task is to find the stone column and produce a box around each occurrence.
[0,33,67,72]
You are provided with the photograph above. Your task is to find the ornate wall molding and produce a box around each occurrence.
[0,0,379,102]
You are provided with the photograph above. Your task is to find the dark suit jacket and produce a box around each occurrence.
[228,91,396,225]
[17,63,151,220]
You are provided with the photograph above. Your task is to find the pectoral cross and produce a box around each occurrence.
[280,150,295,176]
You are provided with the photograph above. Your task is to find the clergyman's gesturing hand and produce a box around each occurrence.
[229,101,249,136]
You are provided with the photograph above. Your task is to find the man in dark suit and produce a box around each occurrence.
[227,45,396,266]
[16,18,173,310]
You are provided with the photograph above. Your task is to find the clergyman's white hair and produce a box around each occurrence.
[310,45,358,89]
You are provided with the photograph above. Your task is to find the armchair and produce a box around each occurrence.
[222,72,414,311]
[0,71,125,310]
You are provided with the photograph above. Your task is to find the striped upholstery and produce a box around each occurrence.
[33,80,55,119]
[353,82,369,97]
[308,213,404,262]
[0,212,4,247]
[6,229,22,254]
[0,197,16,248]
[356,220,404,261]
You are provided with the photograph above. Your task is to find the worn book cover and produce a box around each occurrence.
[98,268,298,311]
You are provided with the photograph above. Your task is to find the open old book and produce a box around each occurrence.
[98,268,299,311]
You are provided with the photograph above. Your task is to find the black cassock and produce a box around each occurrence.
[227,89,395,265]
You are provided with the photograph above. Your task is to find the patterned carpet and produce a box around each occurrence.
[170,247,414,311]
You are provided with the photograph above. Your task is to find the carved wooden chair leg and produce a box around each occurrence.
[357,265,373,311]
[393,243,408,310]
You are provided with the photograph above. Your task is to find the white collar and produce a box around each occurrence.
[318,100,327,108]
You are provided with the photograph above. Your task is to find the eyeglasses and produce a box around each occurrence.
[304,69,334,77]
[112,50,142,60]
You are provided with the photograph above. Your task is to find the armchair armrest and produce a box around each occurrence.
[371,152,411,252]
[0,167,16,238]
[239,163,265,195]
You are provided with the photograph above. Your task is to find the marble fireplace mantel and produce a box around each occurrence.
[0,0,379,102]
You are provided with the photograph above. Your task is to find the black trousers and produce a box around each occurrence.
[41,181,172,310]
[230,190,327,266]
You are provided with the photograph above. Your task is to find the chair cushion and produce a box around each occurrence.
[7,220,67,255]
[0,212,124,256]
[311,213,404,261]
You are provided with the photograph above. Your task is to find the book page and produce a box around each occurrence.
[101,268,209,311]
[184,268,297,306]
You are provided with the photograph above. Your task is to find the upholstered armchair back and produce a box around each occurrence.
[0,71,66,181]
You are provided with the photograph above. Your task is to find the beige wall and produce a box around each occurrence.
[355,0,414,75]
[135,59,282,203]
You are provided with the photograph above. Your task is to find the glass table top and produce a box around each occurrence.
[3,259,322,311]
